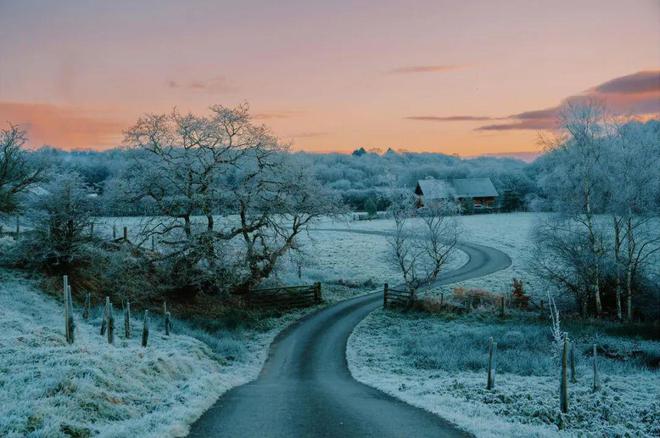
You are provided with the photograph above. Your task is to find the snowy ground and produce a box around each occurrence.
[348,309,660,437]
[313,212,543,299]
[0,268,315,438]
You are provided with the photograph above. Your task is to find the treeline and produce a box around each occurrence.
[24,144,539,215]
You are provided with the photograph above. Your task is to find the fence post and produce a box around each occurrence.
[90,223,94,237]
[570,343,577,383]
[63,275,69,341]
[15,216,19,240]
[163,301,171,336]
[107,302,114,344]
[314,282,322,303]
[124,300,131,339]
[560,336,569,413]
[593,344,600,392]
[112,225,117,240]
[83,293,90,320]
[123,226,128,241]
[100,297,109,336]
[487,337,497,390]
[500,296,505,318]
[66,285,75,344]
[440,293,444,307]
[142,310,149,347]
[383,283,389,308]
[151,235,155,251]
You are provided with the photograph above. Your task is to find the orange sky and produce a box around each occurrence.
[0,0,658,155]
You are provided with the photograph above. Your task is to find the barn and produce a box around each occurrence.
[414,177,499,211]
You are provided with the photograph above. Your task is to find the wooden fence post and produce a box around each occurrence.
[142,310,149,347]
[163,301,171,336]
[123,226,128,241]
[90,223,94,237]
[560,336,569,413]
[63,276,74,344]
[151,235,155,251]
[383,283,389,308]
[112,225,117,240]
[100,297,109,336]
[593,344,600,392]
[63,275,69,341]
[66,285,75,344]
[314,282,322,303]
[440,293,444,307]
[15,216,19,240]
[570,343,577,383]
[83,293,90,320]
[500,296,505,318]
[107,302,114,344]
[124,300,131,339]
[487,337,497,390]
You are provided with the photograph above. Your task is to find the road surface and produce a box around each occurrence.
[189,231,511,437]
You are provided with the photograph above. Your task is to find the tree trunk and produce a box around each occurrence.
[613,217,623,321]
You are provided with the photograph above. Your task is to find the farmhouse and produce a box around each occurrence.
[415,177,499,210]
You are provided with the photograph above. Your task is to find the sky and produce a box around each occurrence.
[0,0,659,156]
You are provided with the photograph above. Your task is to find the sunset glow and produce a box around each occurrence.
[1,0,658,155]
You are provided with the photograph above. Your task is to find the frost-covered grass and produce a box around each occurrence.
[316,213,544,299]
[348,309,660,437]
[0,269,315,438]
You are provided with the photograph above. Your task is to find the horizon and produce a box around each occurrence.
[1,0,659,156]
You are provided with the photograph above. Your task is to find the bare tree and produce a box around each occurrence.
[607,121,660,320]
[0,124,44,214]
[538,100,611,315]
[122,104,339,295]
[389,196,459,296]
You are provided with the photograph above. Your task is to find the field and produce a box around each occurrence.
[0,266,320,437]
[338,213,660,437]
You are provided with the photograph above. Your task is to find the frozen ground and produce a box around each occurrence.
[316,213,545,300]
[348,310,660,437]
[0,268,313,438]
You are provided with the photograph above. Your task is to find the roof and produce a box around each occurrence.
[416,177,498,199]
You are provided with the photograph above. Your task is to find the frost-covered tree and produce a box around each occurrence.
[20,172,95,269]
[0,124,44,214]
[537,101,611,315]
[389,195,459,296]
[122,104,340,295]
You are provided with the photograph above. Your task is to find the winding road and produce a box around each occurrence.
[189,230,511,438]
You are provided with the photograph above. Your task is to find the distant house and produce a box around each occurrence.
[414,177,499,210]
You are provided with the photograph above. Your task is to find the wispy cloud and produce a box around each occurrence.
[388,65,466,74]
[405,115,495,122]
[253,110,303,120]
[408,70,660,132]
[0,101,125,149]
[167,75,236,94]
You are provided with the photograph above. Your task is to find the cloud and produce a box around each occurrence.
[405,115,495,122]
[592,70,660,95]
[0,101,125,149]
[253,110,303,120]
[167,75,235,94]
[476,70,660,131]
[388,65,465,74]
[287,131,327,138]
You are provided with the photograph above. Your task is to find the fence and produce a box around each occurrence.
[383,283,414,308]
[247,282,322,309]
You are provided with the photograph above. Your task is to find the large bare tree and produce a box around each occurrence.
[0,124,44,214]
[122,104,339,295]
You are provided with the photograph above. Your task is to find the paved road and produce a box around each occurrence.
[189,230,511,438]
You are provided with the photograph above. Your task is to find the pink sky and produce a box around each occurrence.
[0,0,658,155]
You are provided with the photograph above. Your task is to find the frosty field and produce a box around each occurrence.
[0,268,320,438]
[348,310,660,437]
